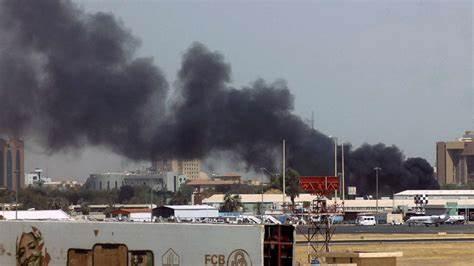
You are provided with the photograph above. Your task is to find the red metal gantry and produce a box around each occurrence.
[298,176,342,264]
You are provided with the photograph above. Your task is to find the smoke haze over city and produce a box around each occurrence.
[0,0,469,193]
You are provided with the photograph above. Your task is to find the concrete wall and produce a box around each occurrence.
[0,221,264,266]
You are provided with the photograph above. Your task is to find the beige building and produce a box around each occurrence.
[436,131,474,185]
[0,138,24,191]
[152,159,201,179]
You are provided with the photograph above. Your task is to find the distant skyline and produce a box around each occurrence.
[25,0,472,180]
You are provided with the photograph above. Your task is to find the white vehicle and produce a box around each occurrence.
[406,215,448,227]
[356,215,376,226]
[444,215,465,225]
[262,215,282,225]
[387,213,404,225]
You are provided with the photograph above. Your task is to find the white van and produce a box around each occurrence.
[356,215,376,226]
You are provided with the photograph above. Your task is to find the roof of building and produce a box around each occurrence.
[187,179,238,186]
[218,173,241,177]
[111,208,151,215]
[394,190,474,196]
[69,204,157,210]
[202,194,474,208]
[203,193,316,203]
[156,205,217,211]
[0,210,71,220]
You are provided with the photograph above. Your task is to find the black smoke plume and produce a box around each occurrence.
[0,0,438,194]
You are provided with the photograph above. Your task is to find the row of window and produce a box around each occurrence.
[0,149,22,190]
[97,180,120,190]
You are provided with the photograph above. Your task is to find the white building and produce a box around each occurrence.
[85,171,188,192]
[152,205,218,218]
[164,172,187,192]
[0,210,71,221]
[24,169,51,186]
[393,190,474,200]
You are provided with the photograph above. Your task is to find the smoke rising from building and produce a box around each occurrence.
[0,0,438,194]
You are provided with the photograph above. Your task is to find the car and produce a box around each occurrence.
[356,215,376,226]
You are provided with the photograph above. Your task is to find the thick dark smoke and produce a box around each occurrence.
[0,0,168,159]
[346,144,439,195]
[0,0,438,194]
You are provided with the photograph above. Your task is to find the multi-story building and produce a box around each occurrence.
[436,131,474,185]
[84,171,187,192]
[152,159,201,179]
[0,138,24,191]
[24,168,52,186]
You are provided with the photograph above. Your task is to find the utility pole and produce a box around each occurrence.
[14,170,19,220]
[282,139,286,210]
[374,167,381,215]
[334,137,338,178]
[260,169,264,223]
[341,142,345,201]
[150,186,154,222]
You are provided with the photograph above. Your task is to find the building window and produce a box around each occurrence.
[115,181,118,189]
[107,181,110,190]
[99,181,102,190]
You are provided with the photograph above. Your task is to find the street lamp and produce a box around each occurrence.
[282,139,286,209]
[374,167,382,214]
[341,142,345,200]
[329,136,338,194]
[259,168,266,222]
[13,169,19,220]
[332,137,338,177]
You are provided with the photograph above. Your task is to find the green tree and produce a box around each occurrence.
[47,197,70,212]
[220,193,242,212]
[285,168,301,210]
[80,202,90,215]
[118,185,135,203]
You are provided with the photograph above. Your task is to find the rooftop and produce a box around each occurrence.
[187,179,238,186]
[0,210,71,220]
[394,190,474,196]
[160,205,217,210]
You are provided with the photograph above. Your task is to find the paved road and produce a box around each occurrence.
[296,224,474,234]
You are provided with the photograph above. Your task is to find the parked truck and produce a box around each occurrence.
[387,213,404,225]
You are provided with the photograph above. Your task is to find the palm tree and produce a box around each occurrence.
[285,168,301,210]
[220,193,242,212]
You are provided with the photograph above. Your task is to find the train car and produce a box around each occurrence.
[0,220,294,266]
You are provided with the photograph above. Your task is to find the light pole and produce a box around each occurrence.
[329,136,338,194]
[14,169,19,220]
[282,139,286,209]
[374,167,381,214]
[150,184,159,222]
[259,168,265,222]
[333,137,338,178]
[341,142,345,201]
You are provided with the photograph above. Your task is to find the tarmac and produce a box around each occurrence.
[297,223,474,234]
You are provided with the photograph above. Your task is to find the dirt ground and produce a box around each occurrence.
[295,241,474,266]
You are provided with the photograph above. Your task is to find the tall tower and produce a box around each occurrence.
[0,138,24,191]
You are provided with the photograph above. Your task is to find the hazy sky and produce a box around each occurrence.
[26,0,473,180]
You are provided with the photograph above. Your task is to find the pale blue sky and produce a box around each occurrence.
[26,0,473,179]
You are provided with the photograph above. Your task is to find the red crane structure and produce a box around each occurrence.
[297,176,342,263]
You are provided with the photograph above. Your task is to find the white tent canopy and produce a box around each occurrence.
[0,210,71,220]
